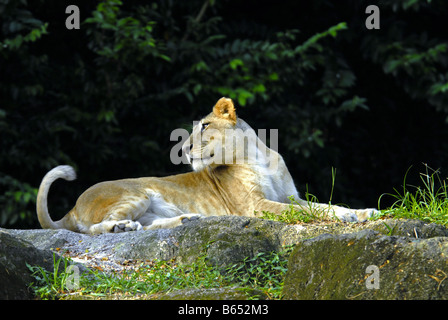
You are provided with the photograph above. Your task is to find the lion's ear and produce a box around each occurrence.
[213,97,237,123]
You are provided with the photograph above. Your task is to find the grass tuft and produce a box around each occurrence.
[260,194,333,224]
[376,164,448,226]
[27,247,293,300]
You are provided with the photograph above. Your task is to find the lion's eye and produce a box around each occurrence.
[201,122,210,133]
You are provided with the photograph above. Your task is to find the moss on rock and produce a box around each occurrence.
[283,229,448,299]
[0,230,55,299]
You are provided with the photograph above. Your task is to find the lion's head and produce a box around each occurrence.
[182,97,237,171]
[182,97,276,173]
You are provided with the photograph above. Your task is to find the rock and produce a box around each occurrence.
[282,229,448,300]
[366,218,448,238]
[118,216,306,266]
[147,287,267,300]
[290,218,448,240]
[0,229,55,299]
[4,216,307,268]
[1,216,301,300]
[3,216,448,300]
[5,218,445,269]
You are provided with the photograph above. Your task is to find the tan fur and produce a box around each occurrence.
[36,97,378,234]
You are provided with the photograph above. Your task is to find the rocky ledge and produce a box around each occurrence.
[1,216,448,299]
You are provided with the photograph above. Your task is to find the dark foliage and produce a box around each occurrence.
[1,0,447,228]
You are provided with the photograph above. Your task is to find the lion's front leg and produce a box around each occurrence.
[255,198,377,222]
[295,199,378,222]
[143,213,203,230]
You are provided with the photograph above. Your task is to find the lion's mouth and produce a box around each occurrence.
[191,154,214,161]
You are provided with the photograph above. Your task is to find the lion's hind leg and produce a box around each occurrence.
[138,189,203,230]
[78,191,152,234]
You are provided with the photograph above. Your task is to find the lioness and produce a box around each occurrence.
[36,97,377,234]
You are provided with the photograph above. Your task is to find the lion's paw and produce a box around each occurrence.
[354,208,380,222]
[180,214,203,224]
[112,220,143,233]
[334,209,359,223]
[334,208,379,223]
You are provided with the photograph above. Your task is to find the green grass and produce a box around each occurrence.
[262,165,448,227]
[375,164,448,226]
[260,194,334,224]
[27,247,292,300]
[225,246,294,299]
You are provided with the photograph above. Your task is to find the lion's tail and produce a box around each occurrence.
[36,165,76,229]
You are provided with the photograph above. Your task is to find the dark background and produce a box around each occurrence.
[1,0,447,228]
